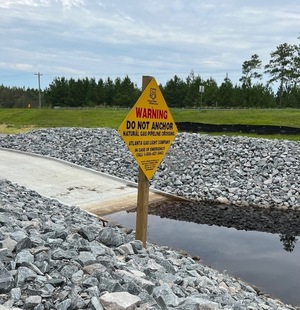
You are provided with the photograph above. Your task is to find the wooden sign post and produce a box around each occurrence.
[135,76,152,247]
[136,166,149,247]
[118,76,177,247]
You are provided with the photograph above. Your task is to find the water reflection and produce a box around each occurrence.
[145,201,300,252]
[280,235,298,252]
[105,202,300,306]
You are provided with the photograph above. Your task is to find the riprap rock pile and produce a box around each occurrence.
[0,128,299,209]
[0,179,296,309]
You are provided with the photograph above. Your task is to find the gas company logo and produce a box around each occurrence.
[149,88,157,103]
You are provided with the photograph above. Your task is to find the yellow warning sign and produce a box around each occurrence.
[118,78,178,180]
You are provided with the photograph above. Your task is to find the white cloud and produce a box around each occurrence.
[0,0,85,8]
[0,0,51,8]
[0,0,299,88]
[59,0,85,8]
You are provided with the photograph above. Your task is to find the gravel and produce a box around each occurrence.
[0,127,299,210]
[0,179,298,309]
[0,127,300,309]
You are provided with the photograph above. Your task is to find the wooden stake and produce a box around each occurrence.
[136,166,150,247]
[135,76,153,247]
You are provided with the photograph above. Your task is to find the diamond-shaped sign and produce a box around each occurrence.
[118,78,178,180]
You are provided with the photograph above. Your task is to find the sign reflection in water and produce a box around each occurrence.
[105,202,300,307]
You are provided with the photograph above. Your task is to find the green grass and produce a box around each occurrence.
[0,108,300,140]
[0,108,128,129]
[171,108,300,127]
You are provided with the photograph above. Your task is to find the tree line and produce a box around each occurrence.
[0,85,39,108]
[1,37,300,109]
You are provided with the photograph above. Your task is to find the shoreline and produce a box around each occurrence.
[0,128,300,308]
[0,179,298,309]
[0,127,299,210]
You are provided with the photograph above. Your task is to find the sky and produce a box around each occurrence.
[0,0,299,90]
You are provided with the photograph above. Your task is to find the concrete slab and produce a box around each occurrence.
[0,148,182,215]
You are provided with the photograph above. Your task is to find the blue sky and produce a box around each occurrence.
[0,0,299,90]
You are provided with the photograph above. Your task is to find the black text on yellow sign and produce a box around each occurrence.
[118,78,178,180]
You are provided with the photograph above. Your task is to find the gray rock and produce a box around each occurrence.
[90,245,107,256]
[22,262,44,275]
[82,263,106,275]
[138,292,159,309]
[100,291,141,310]
[48,277,66,287]
[10,230,28,242]
[71,269,84,284]
[77,251,97,266]
[15,237,33,252]
[0,214,12,225]
[10,287,21,302]
[216,196,229,204]
[82,277,99,288]
[98,227,125,247]
[56,298,72,310]
[0,248,9,260]
[24,295,42,309]
[1,237,17,252]
[16,266,37,285]
[0,265,14,293]
[15,249,34,265]
[60,264,80,278]
[0,305,23,310]
[52,249,77,260]
[153,256,176,274]
[116,269,155,294]
[90,296,104,310]
[177,296,220,309]
[129,240,144,254]
[85,285,100,297]
[152,283,180,308]
[117,243,135,255]
[79,226,99,241]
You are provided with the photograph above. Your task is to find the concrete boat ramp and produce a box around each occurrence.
[0,148,181,216]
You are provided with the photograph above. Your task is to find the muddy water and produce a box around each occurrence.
[105,202,300,306]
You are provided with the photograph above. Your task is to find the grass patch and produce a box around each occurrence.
[0,108,128,129]
[0,124,37,135]
[171,108,300,127]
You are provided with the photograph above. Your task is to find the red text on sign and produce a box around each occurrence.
[136,107,168,119]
